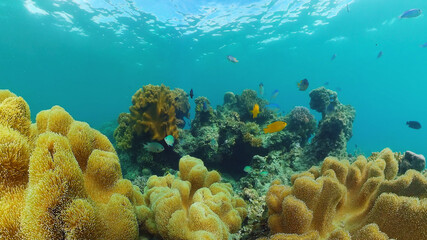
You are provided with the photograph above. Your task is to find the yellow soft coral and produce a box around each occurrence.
[0,90,17,103]
[114,84,190,148]
[262,148,427,240]
[36,105,74,136]
[0,91,145,240]
[139,155,247,240]
[0,96,31,137]
[130,84,179,141]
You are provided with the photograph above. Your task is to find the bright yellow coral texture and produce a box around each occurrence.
[0,90,145,240]
[262,148,427,240]
[139,155,248,240]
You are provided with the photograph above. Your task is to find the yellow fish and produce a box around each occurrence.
[264,121,287,133]
[251,104,260,118]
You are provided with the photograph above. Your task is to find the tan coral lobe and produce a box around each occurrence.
[261,148,427,240]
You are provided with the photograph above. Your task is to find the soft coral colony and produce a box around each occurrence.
[1,88,427,240]
[0,89,245,240]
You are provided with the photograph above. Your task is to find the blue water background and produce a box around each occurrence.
[1,0,426,159]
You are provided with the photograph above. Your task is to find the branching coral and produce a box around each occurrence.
[0,91,145,240]
[261,148,427,240]
[139,155,248,240]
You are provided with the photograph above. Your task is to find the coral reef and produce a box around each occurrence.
[283,106,316,147]
[129,84,178,140]
[114,84,190,149]
[174,90,316,175]
[303,87,355,167]
[171,88,191,127]
[0,91,146,240]
[308,87,337,117]
[3,86,427,240]
[138,155,247,240]
[234,188,269,240]
[113,84,190,178]
[261,148,427,240]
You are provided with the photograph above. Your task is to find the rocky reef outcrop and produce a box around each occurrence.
[113,84,356,179]
[298,87,356,169]
[174,89,317,176]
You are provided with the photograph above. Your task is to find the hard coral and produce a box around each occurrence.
[309,87,337,117]
[305,87,355,164]
[262,148,427,240]
[139,155,248,240]
[170,88,191,128]
[284,106,316,145]
[113,113,133,150]
[0,90,145,240]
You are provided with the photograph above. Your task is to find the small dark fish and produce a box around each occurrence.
[324,82,329,86]
[346,4,349,13]
[190,89,194,99]
[227,55,238,63]
[203,102,208,112]
[331,54,336,61]
[407,121,421,129]
[377,51,383,59]
[297,79,309,91]
[400,9,422,19]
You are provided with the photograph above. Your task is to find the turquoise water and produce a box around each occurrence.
[1,0,426,158]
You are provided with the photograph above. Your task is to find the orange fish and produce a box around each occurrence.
[251,104,260,118]
[264,121,287,133]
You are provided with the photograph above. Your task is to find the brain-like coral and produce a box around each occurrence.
[139,155,248,240]
[261,148,427,240]
[0,90,145,240]
[284,106,316,145]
